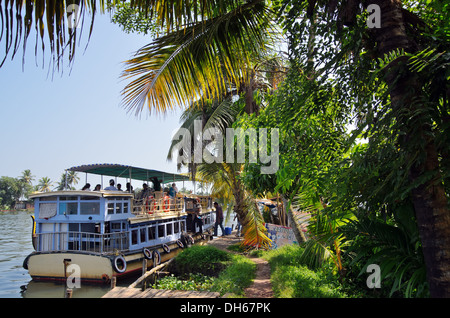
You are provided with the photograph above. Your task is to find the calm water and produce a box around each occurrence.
[0,212,112,298]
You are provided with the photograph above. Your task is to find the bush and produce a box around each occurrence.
[264,245,349,298]
[171,245,231,276]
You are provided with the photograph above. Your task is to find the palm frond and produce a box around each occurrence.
[0,0,119,70]
[241,194,272,249]
[121,0,274,115]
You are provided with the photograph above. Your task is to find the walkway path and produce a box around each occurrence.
[207,233,274,298]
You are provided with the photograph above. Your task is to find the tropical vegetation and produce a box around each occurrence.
[0,169,80,209]
[1,0,449,298]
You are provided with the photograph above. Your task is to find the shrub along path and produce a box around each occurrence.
[207,233,274,298]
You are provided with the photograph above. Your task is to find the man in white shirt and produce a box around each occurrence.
[104,179,118,191]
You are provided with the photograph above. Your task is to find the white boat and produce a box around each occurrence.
[23,164,215,284]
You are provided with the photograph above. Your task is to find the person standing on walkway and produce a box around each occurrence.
[214,202,225,236]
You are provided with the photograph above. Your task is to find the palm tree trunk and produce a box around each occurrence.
[369,0,450,297]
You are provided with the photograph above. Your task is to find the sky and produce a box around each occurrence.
[0,13,187,190]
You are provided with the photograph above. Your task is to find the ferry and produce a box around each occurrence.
[23,164,216,284]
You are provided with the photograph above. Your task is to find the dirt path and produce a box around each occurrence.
[244,257,274,298]
[206,234,274,298]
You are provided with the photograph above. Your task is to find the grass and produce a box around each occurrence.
[156,245,256,296]
[262,244,350,298]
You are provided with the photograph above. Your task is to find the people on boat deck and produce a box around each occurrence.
[104,179,118,191]
[214,202,225,236]
[93,184,101,191]
[140,183,151,199]
[126,182,134,194]
[117,183,123,191]
[81,183,91,191]
[193,199,203,234]
[168,183,178,198]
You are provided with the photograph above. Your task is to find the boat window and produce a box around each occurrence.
[123,202,129,213]
[174,221,180,234]
[69,223,79,231]
[148,226,156,240]
[111,222,122,231]
[131,229,138,245]
[59,202,78,215]
[140,228,146,242]
[80,202,100,215]
[181,220,186,232]
[81,223,95,233]
[107,203,114,214]
[166,223,173,236]
[158,224,165,238]
[115,202,123,214]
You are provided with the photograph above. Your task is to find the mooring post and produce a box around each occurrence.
[111,276,116,289]
[65,288,73,298]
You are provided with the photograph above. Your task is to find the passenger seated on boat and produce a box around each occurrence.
[140,183,151,199]
[93,184,101,191]
[126,182,134,194]
[117,183,123,191]
[81,183,91,191]
[104,179,118,191]
[169,183,178,198]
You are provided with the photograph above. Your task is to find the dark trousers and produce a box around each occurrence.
[194,216,203,233]
[214,219,225,236]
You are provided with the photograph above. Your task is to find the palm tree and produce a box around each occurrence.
[38,177,53,192]
[20,170,34,185]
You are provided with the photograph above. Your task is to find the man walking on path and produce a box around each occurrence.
[214,202,225,236]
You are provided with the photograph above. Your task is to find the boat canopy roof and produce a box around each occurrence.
[67,163,191,183]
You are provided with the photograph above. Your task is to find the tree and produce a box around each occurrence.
[0,176,22,209]
[276,0,450,297]
[38,177,53,192]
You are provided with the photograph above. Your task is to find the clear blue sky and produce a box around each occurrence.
[0,13,187,189]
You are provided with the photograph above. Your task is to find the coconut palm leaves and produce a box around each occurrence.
[121,0,275,115]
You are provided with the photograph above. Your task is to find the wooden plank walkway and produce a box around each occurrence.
[102,287,220,298]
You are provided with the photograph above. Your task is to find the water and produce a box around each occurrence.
[0,212,112,298]
[0,210,238,298]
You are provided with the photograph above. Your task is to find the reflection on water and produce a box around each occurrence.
[0,212,113,298]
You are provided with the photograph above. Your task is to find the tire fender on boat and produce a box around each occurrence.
[113,255,127,273]
[162,243,171,253]
[152,250,161,267]
[176,239,184,249]
[187,235,195,246]
[143,248,152,260]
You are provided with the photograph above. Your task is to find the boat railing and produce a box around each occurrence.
[132,195,184,217]
[35,231,129,255]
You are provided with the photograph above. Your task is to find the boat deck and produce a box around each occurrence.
[102,287,220,298]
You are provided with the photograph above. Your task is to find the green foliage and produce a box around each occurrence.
[210,254,256,296]
[111,1,160,36]
[164,245,255,296]
[172,245,231,276]
[152,273,216,291]
[264,245,348,298]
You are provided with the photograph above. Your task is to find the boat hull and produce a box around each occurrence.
[24,234,207,284]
